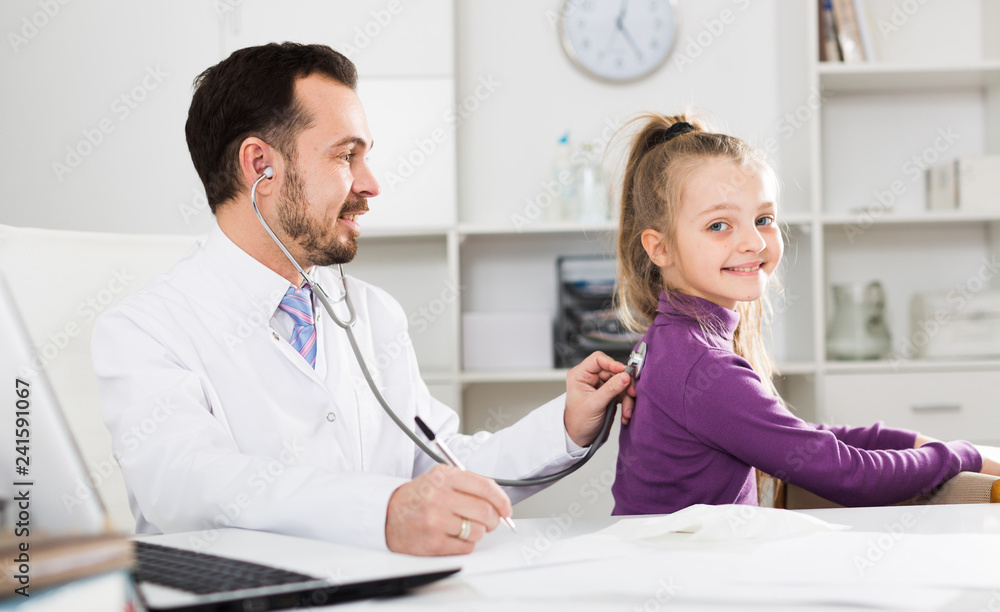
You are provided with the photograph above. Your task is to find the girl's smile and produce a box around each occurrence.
[661,157,782,310]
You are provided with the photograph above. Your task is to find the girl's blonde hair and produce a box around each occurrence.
[614,112,780,397]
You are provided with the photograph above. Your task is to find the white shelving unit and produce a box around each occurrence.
[769,0,1000,446]
[352,4,1000,493]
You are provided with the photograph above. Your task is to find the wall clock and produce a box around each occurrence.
[558,0,678,83]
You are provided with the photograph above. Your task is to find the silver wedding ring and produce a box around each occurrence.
[457,518,472,541]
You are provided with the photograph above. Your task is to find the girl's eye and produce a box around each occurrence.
[756,216,774,226]
[708,221,730,232]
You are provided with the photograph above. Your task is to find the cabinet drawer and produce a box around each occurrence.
[822,371,1000,445]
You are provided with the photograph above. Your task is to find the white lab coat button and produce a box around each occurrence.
[326,412,336,422]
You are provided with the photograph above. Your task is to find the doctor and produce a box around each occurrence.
[92,42,632,556]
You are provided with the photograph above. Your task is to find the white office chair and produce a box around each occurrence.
[0,224,200,532]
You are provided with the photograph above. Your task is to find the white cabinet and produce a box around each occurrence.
[823,370,1000,446]
[774,0,1000,438]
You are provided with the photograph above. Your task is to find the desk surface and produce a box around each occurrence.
[322,504,1000,612]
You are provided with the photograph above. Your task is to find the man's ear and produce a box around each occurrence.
[641,229,672,268]
[238,137,278,195]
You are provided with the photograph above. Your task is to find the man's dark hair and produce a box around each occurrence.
[185,42,358,213]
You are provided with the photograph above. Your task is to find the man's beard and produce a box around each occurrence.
[276,162,368,267]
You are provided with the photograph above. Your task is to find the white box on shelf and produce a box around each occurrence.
[926,162,957,211]
[462,312,553,371]
[910,290,1000,359]
[926,156,1000,212]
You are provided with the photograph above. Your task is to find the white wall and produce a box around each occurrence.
[0,0,220,235]
[456,0,786,226]
[1,0,792,234]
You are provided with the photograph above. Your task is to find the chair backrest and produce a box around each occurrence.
[0,224,201,532]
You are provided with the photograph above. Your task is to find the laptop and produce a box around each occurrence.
[0,274,460,610]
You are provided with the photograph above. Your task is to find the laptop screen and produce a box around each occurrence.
[0,274,109,535]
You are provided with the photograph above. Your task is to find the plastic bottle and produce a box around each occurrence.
[575,143,608,223]
[552,132,578,222]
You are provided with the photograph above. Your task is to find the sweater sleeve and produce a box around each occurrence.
[682,351,983,506]
[812,422,918,451]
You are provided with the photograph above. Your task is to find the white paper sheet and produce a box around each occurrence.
[591,504,849,542]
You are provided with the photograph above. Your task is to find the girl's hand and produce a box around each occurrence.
[981,457,1000,477]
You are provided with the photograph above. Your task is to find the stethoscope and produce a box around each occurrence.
[251,167,645,486]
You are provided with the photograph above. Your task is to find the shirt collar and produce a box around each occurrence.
[656,291,741,342]
[202,221,304,316]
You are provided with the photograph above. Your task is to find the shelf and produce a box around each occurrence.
[458,222,615,236]
[460,369,569,384]
[359,226,450,239]
[821,211,1000,226]
[774,361,816,376]
[823,359,1000,375]
[818,60,1000,93]
[780,212,814,226]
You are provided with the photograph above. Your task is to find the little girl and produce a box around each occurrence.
[610,113,998,515]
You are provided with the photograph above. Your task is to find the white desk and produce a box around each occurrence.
[322,504,1000,611]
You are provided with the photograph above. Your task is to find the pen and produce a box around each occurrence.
[414,416,518,533]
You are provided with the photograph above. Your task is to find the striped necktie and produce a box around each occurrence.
[278,284,317,368]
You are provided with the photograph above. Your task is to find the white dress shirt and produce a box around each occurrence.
[92,223,585,549]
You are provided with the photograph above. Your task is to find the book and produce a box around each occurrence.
[1,533,133,596]
[819,0,841,62]
[851,0,877,62]
[831,0,865,62]
[0,569,135,612]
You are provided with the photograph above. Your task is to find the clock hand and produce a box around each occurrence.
[619,23,643,61]
[616,0,630,29]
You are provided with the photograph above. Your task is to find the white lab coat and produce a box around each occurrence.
[92,224,584,550]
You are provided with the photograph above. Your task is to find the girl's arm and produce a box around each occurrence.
[683,351,983,506]
[915,435,1000,477]
[812,422,917,451]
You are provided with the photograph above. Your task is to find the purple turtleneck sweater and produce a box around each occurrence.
[612,292,983,515]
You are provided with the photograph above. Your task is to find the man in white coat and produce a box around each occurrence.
[92,42,632,556]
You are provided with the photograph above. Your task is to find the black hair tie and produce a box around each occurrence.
[649,121,695,148]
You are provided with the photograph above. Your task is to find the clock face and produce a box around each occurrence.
[559,0,678,83]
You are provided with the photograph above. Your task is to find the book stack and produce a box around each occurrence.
[1,533,135,612]
[819,0,877,62]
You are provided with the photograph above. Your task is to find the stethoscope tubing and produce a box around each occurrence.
[250,172,617,486]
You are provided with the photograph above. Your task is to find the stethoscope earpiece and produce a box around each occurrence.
[262,166,274,179]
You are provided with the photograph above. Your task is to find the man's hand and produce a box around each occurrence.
[385,464,512,556]
[564,351,636,447]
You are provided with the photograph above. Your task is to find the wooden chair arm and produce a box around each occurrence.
[783,472,1000,509]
